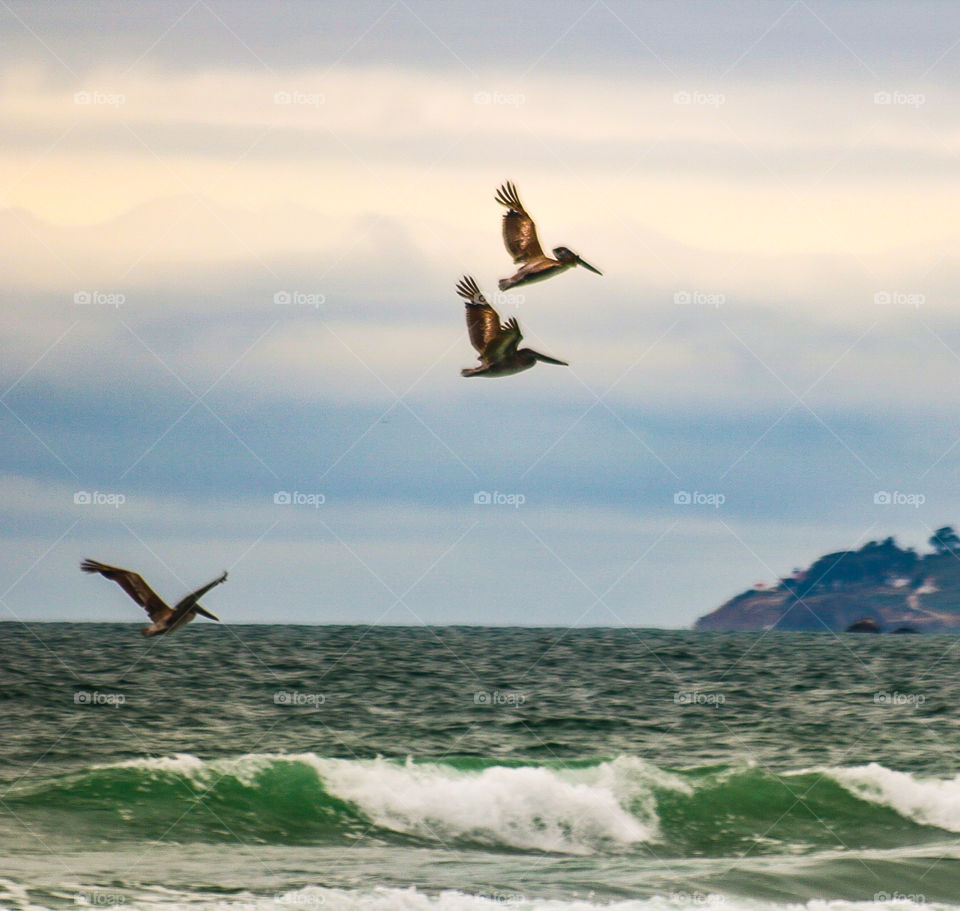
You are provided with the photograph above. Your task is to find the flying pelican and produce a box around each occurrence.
[80,559,226,636]
[457,276,568,377]
[495,182,601,290]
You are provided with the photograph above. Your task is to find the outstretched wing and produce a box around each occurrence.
[457,276,502,355]
[80,559,171,622]
[169,570,227,626]
[486,316,522,363]
[496,182,545,263]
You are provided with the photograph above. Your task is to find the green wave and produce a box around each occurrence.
[4,754,955,854]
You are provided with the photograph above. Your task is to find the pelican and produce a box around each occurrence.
[80,559,226,636]
[496,182,601,290]
[457,276,568,377]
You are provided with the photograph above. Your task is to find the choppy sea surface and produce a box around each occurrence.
[2,624,960,911]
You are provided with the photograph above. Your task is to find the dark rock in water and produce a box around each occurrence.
[846,617,881,633]
[892,626,918,634]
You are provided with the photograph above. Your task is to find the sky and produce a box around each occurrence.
[3,0,960,627]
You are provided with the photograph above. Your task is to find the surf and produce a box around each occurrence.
[7,754,960,857]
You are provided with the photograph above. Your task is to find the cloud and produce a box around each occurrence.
[3,1,957,81]
[4,4,960,625]
[3,64,960,245]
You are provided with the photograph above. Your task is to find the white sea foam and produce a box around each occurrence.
[46,885,958,911]
[292,892,955,911]
[107,753,209,775]
[104,752,277,787]
[310,754,679,854]
[825,762,960,832]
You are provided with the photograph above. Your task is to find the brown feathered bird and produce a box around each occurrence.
[457,276,568,377]
[495,182,601,291]
[81,559,226,636]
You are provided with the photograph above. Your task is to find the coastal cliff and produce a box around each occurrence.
[695,527,960,632]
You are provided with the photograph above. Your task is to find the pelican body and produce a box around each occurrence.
[81,559,226,636]
[495,182,601,291]
[457,276,568,378]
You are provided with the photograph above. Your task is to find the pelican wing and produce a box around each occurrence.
[169,571,228,627]
[457,276,501,354]
[80,559,171,622]
[486,316,522,363]
[496,182,545,263]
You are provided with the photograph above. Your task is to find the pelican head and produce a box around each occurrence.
[552,246,602,275]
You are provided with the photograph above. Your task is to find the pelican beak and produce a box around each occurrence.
[576,257,602,275]
[195,606,220,621]
[533,352,569,366]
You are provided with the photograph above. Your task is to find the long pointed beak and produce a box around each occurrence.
[533,352,569,366]
[577,257,602,275]
[195,606,220,621]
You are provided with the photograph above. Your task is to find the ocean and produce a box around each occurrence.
[2,624,959,911]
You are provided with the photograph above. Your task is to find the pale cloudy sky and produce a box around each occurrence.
[3,1,960,626]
